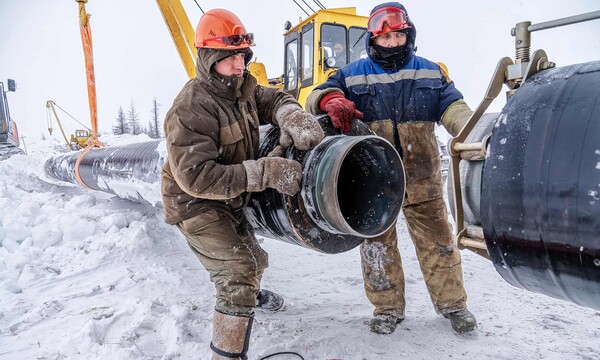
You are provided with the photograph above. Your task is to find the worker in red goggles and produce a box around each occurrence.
[306,2,477,336]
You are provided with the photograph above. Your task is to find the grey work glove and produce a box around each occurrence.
[243,157,303,196]
[276,104,325,151]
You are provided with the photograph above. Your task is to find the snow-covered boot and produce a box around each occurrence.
[256,289,284,311]
[211,310,253,360]
[369,314,404,334]
[443,309,477,333]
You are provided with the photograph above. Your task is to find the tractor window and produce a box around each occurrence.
[284,39,298,91]
[301,26,314,86]
[349,27,368,62]
[321,24,347,68]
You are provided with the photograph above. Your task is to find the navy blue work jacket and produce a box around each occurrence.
[315,55,463,126]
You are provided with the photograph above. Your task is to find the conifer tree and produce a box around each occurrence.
[127,100,141,135]
[112,106,130,135]
[150,97,161,138]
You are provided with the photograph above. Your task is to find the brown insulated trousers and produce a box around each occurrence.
[360,197,467,316]
[176,208,268,314]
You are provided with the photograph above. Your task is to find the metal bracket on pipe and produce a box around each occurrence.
[511,10,600,36]
[453,138,489,161]
[508,11,600,87]
[448,57,513,256]
[523,49,553,82]
[457,225,490,260]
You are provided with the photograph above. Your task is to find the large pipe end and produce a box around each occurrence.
[249,117,405,253]
[302,135,405,238]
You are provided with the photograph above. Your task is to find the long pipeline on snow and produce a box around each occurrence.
[44,116,406,254]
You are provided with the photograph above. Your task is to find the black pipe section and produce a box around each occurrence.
[44,116,406,254]
[245,119,405,253]
[481,61,600,310]
[44,140,165,205]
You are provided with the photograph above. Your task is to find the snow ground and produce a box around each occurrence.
[1,134,599,360]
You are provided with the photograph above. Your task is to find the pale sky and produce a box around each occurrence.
[1,0,599,142]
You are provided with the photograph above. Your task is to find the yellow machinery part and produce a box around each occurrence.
[156,0,197,79]
[46,100,76,151]
[436,61,452,82]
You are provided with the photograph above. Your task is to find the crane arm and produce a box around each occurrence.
[156,0,197,79]
[46,100,76,151]
[75,0,101,144]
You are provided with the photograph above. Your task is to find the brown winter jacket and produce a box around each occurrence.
[161,49,298,224]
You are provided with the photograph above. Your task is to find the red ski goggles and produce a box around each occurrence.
[368,7,410,36]
[202,33,255,47]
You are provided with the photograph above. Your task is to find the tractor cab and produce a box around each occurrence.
[72,129,91,149]
[281,7,368,107]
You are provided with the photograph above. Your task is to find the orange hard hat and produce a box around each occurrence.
[195,9,255,50]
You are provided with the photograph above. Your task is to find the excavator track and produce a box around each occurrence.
[0,144,24,160]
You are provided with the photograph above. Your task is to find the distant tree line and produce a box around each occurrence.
[112,98,163,138]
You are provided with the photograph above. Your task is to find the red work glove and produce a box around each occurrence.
[319,92,363,133]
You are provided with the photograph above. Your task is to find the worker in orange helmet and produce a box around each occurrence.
[161,9,324,360]
[307,2,477,335]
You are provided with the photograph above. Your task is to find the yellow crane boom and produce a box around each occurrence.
[156,0,197,79]
[46,100,91,151]
[46,100,75,151]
